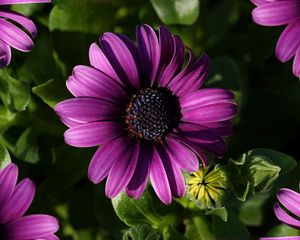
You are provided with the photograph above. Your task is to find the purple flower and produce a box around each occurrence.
[261,184,300,240]
[0,163,59,240]
[55,24,237,204]
[0,0,51,67]
[250,0,300,78]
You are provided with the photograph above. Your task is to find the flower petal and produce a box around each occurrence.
[150,146,172,204]
[274,203,300,229]
[158,35,185,87]
[174,123,227,157]
[126,142,153,199]
[100,32,139,89]
[0,0,50,4]
[0,163,18,207]
[105,139,139,198]
[277,188,300,217]
[136,24,160,86]
[169,53,210,97]
[182,102,237,124]
[55,98,122,123]
[157,144,185,198]
[293,45,300,77]
[64,122,122,147]
[1,215,59,240]
[180,88,235,110]
[0,9,37,37]
[88,141,122,184]
[70,65,128,102]
[0,18,33,52]
[0,38,11,67]
[252,1,300,26]
[0,178,35,225]
[164,137,199,172]
[275,21,300,62]
[89,43,120,82]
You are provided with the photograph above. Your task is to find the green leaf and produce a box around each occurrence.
[49,0,117,34]
[239,193,270,226]
[14,128,40,164]
[123,224,161,240]
[112,191,162,227]
[247,149,297,175]
[184,214,214,240]
[150,0,199,25]
[213,209,249,240]
[0,69,30,113]
[162,226,187,240]
[0,143,11,170]
[32,79,72,108]
[267,224,300,237]
[206,207,228,222]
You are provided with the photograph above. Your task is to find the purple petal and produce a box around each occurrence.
[180,88,235,110]
[274,203,300,229]
[88,141,123,184]
[136,24,160,86]
[0,18,33,52]
[200,121,233,137]
[126,142,153,199]
[182,102,237,124]
[0,38,11,67]
[42,234,60,240]
[0,178,35,225]
[164,137,199,172]
[157,26,175,75]
[64,122,122,147]
[149,146,172,204]
[169,53,210,97]
[157,144,185,198]
[0,163,18,206]
[100,32,139,89]
[89,43,120,83]
[175,123,227,157]
[260,237,300,240]
[250,0,271,6]
[55,98,122,123]
[0,9,37,37]
[277,188,300,217]
[275,21,300,62]
[293,46,300,77]
[59,116,83,128]
[158,35,185,87]
[105,139,139,198]
[1,215,59,240]
[252,1,300,26]
[69,65,128,102]
[0,0,50,4]
[169,133,210,166]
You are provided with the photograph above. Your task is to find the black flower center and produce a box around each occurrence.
[125,88,181,141]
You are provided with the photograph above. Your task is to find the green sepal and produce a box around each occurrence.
[123,224,161,240]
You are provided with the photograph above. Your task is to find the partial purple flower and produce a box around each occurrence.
[0,163,59,240]
[261,184,300,240]
[250,0,300,78]
[55,24,237,204]
[0,0,51,67]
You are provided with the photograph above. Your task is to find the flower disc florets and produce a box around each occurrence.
[125,88,181,141]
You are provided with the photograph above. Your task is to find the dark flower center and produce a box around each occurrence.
[125,88,181,141]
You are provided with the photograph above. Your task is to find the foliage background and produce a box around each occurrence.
[0,0,300,239]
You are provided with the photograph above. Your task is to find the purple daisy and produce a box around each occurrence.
[261,184,300,240]
[0,163,59,240]
[0,0,51,67]
[55,24,237,204]
[250,0,300,78]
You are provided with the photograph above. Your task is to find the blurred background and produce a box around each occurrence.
[0,0,300,239]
